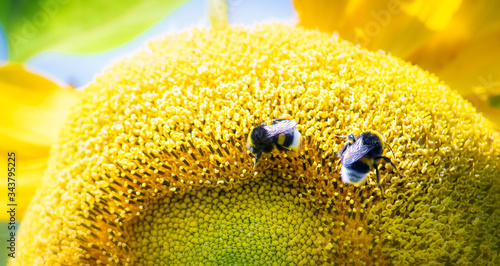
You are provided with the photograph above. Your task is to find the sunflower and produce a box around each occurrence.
[293,0,500,129]
[13,24,499,265]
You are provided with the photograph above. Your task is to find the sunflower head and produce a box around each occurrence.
[14,24,500,265]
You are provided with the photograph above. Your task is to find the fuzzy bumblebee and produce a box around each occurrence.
[336,131,403,193]
[247,119,301,166]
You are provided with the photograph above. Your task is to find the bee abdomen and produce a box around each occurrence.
[280,128,301,150]
[341,160,370,184]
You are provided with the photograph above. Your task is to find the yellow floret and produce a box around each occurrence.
[14,25,499,265]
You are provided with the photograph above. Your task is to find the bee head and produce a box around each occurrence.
[249,125,268,147]
[365,131,383,142]
[367,131,396,159]
[247,130,255,150]
[247,124,271,168]
[247,127,264,159]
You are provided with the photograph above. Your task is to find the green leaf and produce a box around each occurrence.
[488,94,500,107]
[0,0,188,61]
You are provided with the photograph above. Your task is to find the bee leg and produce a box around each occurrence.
[378,156,404,177]
[254,151,263,168]
[374,164,385,196]
[339,143,350,156]
[275,144,287,152]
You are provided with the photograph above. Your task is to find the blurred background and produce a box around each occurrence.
[1,0,499,264]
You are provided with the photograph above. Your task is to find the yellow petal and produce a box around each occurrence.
[293,0,461,58]
[0,157,47,221]
[0,63,81,221]
[435,33,500,96]
[401,0,463,31]
[408,0,500,96]
[0,63,80,149]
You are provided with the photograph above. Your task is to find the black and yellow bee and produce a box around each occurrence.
[247,119,301,166]
[335,131,403,193]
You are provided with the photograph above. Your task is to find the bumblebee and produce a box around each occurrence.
[335,131,403,193]
[247,119,301,166]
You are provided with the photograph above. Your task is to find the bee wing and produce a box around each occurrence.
[342,139,376,165]
[264,120,297,138]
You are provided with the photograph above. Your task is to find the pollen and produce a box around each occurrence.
[14,24,500,265]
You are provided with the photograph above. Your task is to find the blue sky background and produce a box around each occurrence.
[0,0,296,87]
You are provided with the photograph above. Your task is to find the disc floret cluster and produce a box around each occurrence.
[15,25,499,265]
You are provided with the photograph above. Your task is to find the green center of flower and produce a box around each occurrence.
[128,175,330,265]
